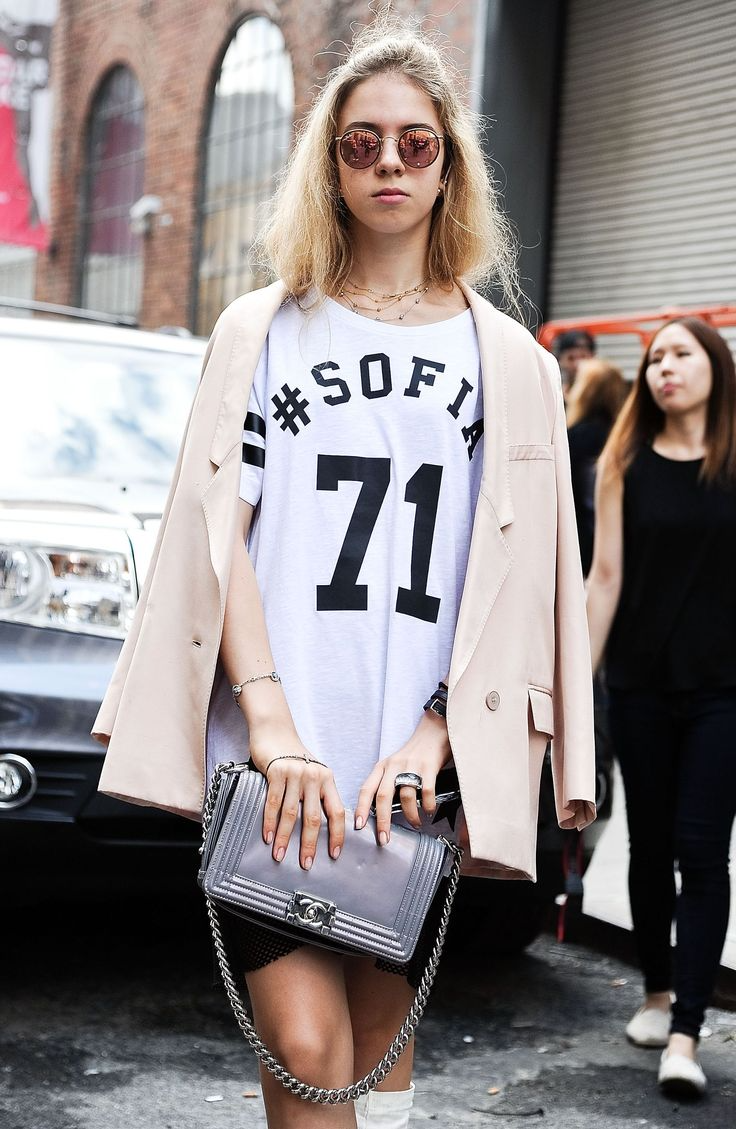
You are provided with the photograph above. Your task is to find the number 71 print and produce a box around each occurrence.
[315,454,443,624]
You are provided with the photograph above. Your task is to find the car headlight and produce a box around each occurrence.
[0,520,136,638]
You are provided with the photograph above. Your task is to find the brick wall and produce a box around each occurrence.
[35,0,480,330]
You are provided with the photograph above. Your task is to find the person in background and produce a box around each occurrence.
[586,317,736,1099]
[556,359,628,942]
[552,328,596,403]
[566,358,629,576]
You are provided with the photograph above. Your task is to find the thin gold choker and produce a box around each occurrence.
[345,278,428,302]
[339,285,430,323]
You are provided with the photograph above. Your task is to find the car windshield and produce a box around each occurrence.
[1,335,203,487]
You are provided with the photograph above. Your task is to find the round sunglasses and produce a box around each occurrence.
[335,127,445,170]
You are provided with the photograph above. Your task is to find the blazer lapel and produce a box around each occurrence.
[450,285,514,688]
[459,283,514,529]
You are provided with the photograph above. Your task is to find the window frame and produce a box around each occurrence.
[191,15,294,335]
[75,65,146,320]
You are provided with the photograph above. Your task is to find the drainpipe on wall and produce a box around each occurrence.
[470,0,490,112]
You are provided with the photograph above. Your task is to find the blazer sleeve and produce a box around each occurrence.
[544,351,597,830]
[90,311,228,746]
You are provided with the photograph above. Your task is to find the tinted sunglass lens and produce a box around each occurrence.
[399,129,439,167]
[340,130,380,168]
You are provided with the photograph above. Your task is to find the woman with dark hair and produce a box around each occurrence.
[566,358,629,576]
[552,328,596,402]
[586,317,736,1098]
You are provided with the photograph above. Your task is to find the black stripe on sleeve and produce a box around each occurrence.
[242,442,266,468]
[244,411,266,438]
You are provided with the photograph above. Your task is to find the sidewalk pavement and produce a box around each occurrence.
[583,763,736,971]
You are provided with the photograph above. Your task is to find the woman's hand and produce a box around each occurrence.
[354,709,451,844]
[249,725,345,870]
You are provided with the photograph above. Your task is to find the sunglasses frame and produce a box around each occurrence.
[335,127,446,170]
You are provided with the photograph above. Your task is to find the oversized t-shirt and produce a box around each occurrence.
[239,296,483,807]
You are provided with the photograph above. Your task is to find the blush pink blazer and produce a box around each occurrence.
[93,281,596,881]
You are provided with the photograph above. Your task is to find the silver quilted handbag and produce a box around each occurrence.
[198,761,463,1104]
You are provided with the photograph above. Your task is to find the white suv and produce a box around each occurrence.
[0,316,204,855]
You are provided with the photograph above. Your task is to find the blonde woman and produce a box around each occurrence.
[94,16,595,1129]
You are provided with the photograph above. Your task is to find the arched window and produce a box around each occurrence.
[77,66,145,319]
[195,17,294,335]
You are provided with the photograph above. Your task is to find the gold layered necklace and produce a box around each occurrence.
[339,277,430,322]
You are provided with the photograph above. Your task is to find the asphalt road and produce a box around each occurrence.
[2,887,735,1129]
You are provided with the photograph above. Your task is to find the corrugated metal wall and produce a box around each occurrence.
[548,0,736,375]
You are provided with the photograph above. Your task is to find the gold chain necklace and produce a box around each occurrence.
[340,289,406,315]
[339,285,430,323]
[346,277,428,303]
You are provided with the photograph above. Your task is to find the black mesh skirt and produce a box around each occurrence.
[217,875,449,991]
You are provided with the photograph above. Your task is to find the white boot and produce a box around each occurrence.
[354,1092,370,1129]
[354,1083,414,1128]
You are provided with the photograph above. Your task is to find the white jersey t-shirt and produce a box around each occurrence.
[239,296,483,807]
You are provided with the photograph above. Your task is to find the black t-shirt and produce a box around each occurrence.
[567,414,611,577]
[606,444,736,691]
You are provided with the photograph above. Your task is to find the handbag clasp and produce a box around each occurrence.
[286,892,337,933]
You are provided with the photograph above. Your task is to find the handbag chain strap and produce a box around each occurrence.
[201,761,463,1105]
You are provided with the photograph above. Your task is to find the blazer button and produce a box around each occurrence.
[485,691,500,711]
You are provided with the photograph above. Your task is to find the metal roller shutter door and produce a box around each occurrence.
[548,0,736,374]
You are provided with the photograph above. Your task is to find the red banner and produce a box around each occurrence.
[0,6,55,250]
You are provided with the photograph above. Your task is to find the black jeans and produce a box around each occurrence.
[608,687,736,1039]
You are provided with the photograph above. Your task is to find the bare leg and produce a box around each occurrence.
[644,990,672,1013]
[245,946,357,1128]
[345,957,416,1089]
[668,1033,698,1061]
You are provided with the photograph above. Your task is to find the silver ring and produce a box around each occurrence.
[394,771,423,790]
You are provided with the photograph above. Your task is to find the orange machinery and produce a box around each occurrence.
[538,303,736,352]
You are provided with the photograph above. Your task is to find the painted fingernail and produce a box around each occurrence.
[303,856,313,871]
[331,846,341,860]
[355,816,364,830]
[266,830,274,845]
[275,846,285,862]
[379,831,388,846]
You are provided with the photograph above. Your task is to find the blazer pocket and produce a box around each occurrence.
[509,444,554,461]
[528,686,554,737]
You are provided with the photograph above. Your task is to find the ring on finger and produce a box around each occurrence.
[394,771,423,790]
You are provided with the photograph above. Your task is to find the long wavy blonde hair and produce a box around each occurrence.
[259,14,521,315]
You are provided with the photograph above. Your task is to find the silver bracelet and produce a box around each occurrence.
[232,671,281,703]
[265,753,327,774]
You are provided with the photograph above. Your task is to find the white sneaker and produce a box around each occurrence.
[658,1051,707,1098]
[626,1005,670,1047]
